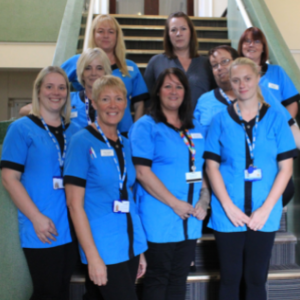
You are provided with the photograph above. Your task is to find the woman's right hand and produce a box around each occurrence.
[31,213,58,244]
[88,258,107,286]
[172,199,195,220]
[223,202,250,227]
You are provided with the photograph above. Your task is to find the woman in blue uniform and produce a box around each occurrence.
[195,45,300,207]
[62,14,149,134]
[130,68,209,300]
[144,11,215,109]
[238,27,300,118]
[1,66,79,299]
[70,47,111,128]
[63,75,147,300]
[204,57,297,300]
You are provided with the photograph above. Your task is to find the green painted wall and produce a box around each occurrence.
[0,0,68,42]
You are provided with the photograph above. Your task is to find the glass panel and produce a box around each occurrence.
[159,0,187,15]
[116,0,144,15]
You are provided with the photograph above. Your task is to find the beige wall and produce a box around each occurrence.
[0,70,40,121]
[264,0,300,69]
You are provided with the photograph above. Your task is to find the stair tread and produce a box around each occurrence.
[126,49,208,54]
[198,232,297,243]
[71,265,300,283]
[109,14,227,21]
[120,25,228,31]
[123,36,231,42]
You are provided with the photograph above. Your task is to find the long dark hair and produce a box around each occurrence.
[164,12,199,59]
[148,68,194,129]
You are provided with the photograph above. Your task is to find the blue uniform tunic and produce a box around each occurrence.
[63,126,147,265]
[70,91,96,129]
[0,115,80,248]
[260,63,300,107]
[61,55,149,133]
[194,87,294,138]
[129,115,205,243]
[204,104,297,232]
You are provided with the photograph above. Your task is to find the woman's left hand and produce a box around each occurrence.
[193,202,207,220]
[248,206,271,231]
[136,253,147,279]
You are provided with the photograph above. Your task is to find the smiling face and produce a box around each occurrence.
[92,87,127,128]
[230,64,260,102]
[94,20,117,53]
[38,72,67,115]
[168,17,191,52]
[159,74,185,113]
[82,57,106,89]
[241,33,264,65]
[209,49,233,88]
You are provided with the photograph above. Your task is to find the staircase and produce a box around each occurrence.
[76,14,230,74]
[70,14,300,300]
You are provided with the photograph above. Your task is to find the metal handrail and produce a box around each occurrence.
[83,0,95,51]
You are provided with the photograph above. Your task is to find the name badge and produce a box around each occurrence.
[191,133,203,139]
[101,149,114,157]
[244,166,262,181]
[268,83,279,90]
[186,171,202,183]
[53,177,64,190]
[127,66,134,72]
[70,111,78,118]
[113,200,130,213]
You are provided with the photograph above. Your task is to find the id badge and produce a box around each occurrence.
[185,171,202,183]
[101,149,114,157]
[113,200,130,213]
[70,111,78,118]
[53,177,64,190]
[244,166,262,182]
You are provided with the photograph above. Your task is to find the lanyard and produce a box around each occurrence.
[236,103,260,161]
[95,120,127,191]
[179,130,196,171]
[84,91,92,125]
[40,117,67,169]
[219,88,233,105]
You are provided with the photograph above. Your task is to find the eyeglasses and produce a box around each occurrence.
[211,58,231,70]
[244,39,262,45]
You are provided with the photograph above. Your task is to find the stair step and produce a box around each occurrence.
[120,25,228,39]
[109,14,227,27]
[70,267,300,300]
[195,232,297,269]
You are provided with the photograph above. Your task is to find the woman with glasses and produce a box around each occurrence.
[238,27,300,118]
[144,11,215,109]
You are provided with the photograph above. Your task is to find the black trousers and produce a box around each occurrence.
[83,255,140,300]
[214,230,276,300]
[142,239,196,300]
[23,241,78,300]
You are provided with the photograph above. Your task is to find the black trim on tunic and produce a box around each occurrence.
[0,161,24,172]
[288,118,296,126]
[132,157,152,167]
[214,88,237,106]
[131,92,150,104]
[78,90,96,122]
[227,104,269,217]
[282,94,300,107]
[203,152,221,163]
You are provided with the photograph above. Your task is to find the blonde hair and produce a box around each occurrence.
[92,75,127,103]
[88,14,129,76]
[77,48,112,86]
[31,66,71,123]
[229,57,267,105]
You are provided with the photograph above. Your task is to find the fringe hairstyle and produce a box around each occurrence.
[76,48,111,87]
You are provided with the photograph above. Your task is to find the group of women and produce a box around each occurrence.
[1,10,299,300]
